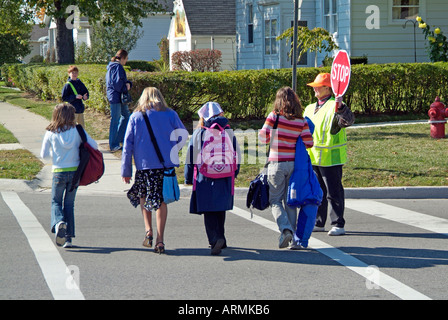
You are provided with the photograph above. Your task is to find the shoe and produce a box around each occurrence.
[328,227,345,236]
[142,231,153,248]
[313,226,326,232]
[279,230,293,248]
[154,242,165,254]
[289,242,305,250]
[211,238,225,256]
[110,146,122,152]
[62,240,72,248]
[55,221,67,247]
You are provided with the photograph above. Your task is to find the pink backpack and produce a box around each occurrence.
[194,123,237,194]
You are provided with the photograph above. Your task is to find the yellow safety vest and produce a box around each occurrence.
[303,98,347,166]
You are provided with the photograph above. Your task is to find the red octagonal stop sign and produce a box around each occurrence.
[331,50,351,97]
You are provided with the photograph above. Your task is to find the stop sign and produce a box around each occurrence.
[331,50,351,96]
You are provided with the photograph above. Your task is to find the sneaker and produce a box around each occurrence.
[328,227,345,236]
[279,230,293,248]
[313,226,326,232]
[289,242,305,250]
[62,240,72,248]
[110,146,122,152]
[55,221,67,246]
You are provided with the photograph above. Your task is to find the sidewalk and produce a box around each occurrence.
[1,101,447,199]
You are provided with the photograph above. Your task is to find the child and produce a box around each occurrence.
[40,103,98,248]
[184,102,240,255]
[62,65,89,128]
[121,87,187,254]
[258,87,313,249]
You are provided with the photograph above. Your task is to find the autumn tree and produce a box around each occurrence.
[278,26,339,67]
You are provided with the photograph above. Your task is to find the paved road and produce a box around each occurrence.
[1,190,447,302]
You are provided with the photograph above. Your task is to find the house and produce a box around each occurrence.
[236,0,448,69]
[22,25,49,63]
[42,1,173,62]
[167,0,237,70]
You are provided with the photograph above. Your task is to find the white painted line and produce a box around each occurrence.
[230,206,431,300]
[346,200,448,237]
[1,192,85,300]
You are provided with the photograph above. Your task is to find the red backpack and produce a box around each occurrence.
[70,125,104,191]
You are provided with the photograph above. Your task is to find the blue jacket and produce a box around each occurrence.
[106,62,132,104]
[287,118,323,207]
[184,116,240,214]
[61,78,89,113]
[121,108,187,178]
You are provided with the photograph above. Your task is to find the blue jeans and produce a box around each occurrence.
[51,171,78,240]
[109,102,130,149]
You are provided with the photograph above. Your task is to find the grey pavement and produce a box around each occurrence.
[1,100,447,198]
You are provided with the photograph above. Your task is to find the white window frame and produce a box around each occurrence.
[264,18,278,56]
[388,0,426,25]
[322,0,338,35]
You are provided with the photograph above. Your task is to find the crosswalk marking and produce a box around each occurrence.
[345,200,448,237]
[1,192,85,300]
[230,205,432,300]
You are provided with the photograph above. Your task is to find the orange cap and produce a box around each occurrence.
[307,73,332,87]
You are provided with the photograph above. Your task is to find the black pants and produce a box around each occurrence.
[313,165,345,228]
[203,211,227,247]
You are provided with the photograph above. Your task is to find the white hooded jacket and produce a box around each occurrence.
[40,127,98,171]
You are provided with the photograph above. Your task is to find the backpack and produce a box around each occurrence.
[246,167,270,217]
[70,125,104,191]
[194,123,237,194]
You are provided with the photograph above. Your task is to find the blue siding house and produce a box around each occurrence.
[236,0,448,70]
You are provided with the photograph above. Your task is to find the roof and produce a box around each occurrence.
[182,0,235,36]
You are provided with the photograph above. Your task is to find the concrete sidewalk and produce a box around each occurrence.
[1,101,447,199]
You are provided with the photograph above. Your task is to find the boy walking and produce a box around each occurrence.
[62,65,89,127]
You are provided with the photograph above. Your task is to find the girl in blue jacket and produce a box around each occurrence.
[122,87,187,254]
[184,102,240,255]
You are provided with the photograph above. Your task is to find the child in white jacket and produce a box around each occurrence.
[40,103,98,248]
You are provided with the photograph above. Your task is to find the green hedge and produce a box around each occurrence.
[2,62,447,119]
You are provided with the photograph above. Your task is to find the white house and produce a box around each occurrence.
[236,0,448,69]
[43,1,173,62]
[167,0,237,70]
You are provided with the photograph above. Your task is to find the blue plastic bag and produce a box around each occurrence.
[163,168,180,204]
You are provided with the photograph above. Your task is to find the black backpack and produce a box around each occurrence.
[246,168,270,216]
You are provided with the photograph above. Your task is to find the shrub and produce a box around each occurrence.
[172,49,222,72]
[2,62,447,120]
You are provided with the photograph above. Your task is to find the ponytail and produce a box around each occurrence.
[111,49,128,62]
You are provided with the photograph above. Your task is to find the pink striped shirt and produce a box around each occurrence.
[259,112,313,162]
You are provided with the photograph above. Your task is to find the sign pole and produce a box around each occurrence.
[291,0,299,92]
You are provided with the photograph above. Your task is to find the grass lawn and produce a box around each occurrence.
[1,84,447,186]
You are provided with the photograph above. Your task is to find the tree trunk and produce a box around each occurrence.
[55,17,74,64]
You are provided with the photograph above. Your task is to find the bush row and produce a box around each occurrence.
[2,62,447,120]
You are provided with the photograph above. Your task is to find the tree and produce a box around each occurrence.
[277,26,339,67]
[76,21,143,63]
[19,0,168,64]
[0,0,33,65]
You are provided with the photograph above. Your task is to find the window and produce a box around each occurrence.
[392,0,420,21]
[264,19,278,55]
[323,0,338,34]
[247,4,254,44]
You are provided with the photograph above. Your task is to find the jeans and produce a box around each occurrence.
[109,102,130,149]
[51,171,78,239]
[267,161,297,233]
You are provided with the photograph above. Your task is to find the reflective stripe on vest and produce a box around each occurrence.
[303,98,347,166]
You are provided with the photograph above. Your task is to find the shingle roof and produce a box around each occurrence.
[182,0,235,36]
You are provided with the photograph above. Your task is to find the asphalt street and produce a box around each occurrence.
[1,190,447,301]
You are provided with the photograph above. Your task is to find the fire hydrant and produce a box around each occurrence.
[428,96,448,139]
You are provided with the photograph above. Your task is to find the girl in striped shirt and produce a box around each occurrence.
[258,87,313,249]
